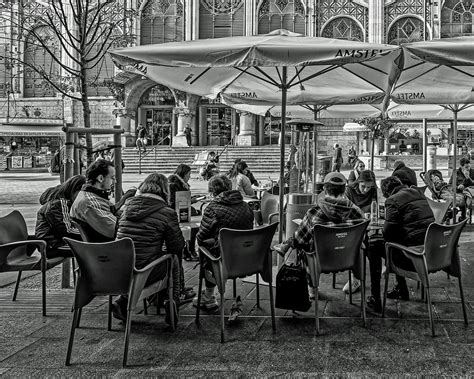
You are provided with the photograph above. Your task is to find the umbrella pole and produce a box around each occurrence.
[452,107,458,223]
[278,67,287,243]
[312,130,317,192]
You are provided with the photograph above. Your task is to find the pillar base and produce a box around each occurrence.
[236,134,256,146]
[172,135,189,147]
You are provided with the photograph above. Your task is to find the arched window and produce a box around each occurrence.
[140,0,184,45]
[199,0,245,39]
[387,16,425,45]
[23,26,60,98]
[321,17,363,41]
[257,0,306,34]
[441,0,474,37]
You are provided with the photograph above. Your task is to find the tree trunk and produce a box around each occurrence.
[370,135,375,171]
[80,67,93,166]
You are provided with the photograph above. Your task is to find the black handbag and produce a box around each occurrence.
[275,248,311,312]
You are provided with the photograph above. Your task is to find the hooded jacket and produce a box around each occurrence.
[345,183,377,212]
[116,194,185,269]
[392,161,417,187]
[383,185,434,246]
[196,190,254,257]
[292,196,365,251]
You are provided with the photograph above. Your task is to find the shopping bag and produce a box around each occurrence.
[275,248,311,312]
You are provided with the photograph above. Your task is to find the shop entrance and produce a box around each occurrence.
[206,107,232,146]
[145,108,173,146]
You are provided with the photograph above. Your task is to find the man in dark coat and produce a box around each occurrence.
[114,173,186,324]
[392,160,417,187]
[194,174,254,321]
[367,176,434,312]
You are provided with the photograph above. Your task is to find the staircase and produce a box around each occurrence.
[122,145,290,175]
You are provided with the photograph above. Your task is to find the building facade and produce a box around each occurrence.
[0,0,472,168]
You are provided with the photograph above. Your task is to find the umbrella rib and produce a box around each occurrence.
[341,66,384,92]
[189,67,212,85]
[394,63,440,89]
[291,65,339,88]
[447,66,474,78]
[236,67,281,87]
[287,67,305,87]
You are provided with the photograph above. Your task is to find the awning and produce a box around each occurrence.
[343,122,368,132]
[0,124,64,137]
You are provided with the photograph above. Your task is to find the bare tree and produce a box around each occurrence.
[0,0,134,164]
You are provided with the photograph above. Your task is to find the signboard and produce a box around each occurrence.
[11,156,22,169]
[175,191,192,223]
[23,156,33,168]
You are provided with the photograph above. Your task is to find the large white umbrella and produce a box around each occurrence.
[393,37,474,213]
[110,29,402,240]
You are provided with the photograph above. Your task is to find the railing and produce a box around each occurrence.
[137,134,170,174]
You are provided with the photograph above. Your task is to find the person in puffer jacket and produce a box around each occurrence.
[35,175,85,258]
[193,174,254,319]
[113,173,186,325]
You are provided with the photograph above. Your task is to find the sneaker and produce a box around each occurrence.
[386,286,409,300]
[273,243,290,257]
[111,302,127,322]
[179,287,196,305]
[228,296,243,324]
[366,296,382,313]
[308,287,315,301]
[343,279,361,294]
[192,290,219,310]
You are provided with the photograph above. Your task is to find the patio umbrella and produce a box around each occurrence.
[393,36,474,214]
[110,29,402,241]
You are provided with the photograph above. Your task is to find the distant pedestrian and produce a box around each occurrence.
[136,124,147,153]
[399,140,407,154]
[332,143,343,172]
[348,145,357,168]
[184,125,192,147]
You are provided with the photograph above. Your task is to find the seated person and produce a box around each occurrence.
[343,169,377,294]
[70,159,134,241]
[228,158,259,187]
[347,160,365,185]
[113,173,187,324]
[35,175,86,258]
[345,170,377,213]
[228,161,256,198]
[392,160,417,187]
[200,151,220,180]
[427,169,465,208]
[366,176,434,312]
[449,157,474,211]
[193,175,254,322]
[275,172,365,299]
[169,163,200,261]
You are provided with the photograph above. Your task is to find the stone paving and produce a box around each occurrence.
[0,170,473,377]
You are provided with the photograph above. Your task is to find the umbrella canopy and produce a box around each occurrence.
[110,30,402,241]
[111,29,402,107]
[393,37,474,213]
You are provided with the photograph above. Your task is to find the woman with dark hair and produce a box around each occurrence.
[228,160,255,198]
[347,160,365,185]
[35,175,86,258]
[114,173,189,324]
[228,158,259,186]
[194,174,254,322]
[169,163,201,261]
[345,169,377,213]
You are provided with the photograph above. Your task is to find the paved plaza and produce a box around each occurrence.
[0,170,473,377]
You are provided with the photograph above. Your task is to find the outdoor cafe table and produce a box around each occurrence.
[180,215,202,241]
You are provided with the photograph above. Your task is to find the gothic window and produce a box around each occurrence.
[199,0,245,39]
[140,0,184,44]
[318,0,368,39]
[23,26,60,98]
[257,0,306,34]
[387,16,425,44]
[441,0,474,37]
[321,17,363,41]
[384,0,430,41]
[0,8,12,97]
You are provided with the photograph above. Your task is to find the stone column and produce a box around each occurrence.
[237,112,256,146]
[368,0,384,44]
[172,108,193,147]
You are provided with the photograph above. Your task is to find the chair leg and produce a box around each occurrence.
[421,283,425,301]
[65,308,80,366]
[382,270,390,318]
[256,274,260,308]
[458,277,469,325]
[332,273,336,289]
[143,299,148,315]
[348,271,353,305]
[314,286,320,336]
[195,264,204,325]
[42,267,47,317]
[12,271,22,301]
[425,285,435,337]
[220,291,225,344]
[108,296,113,331]
[268,278,276,332]
[122,309,133,367]
[233,278,237,299]
[71,259,77,287]
[361,278,366,328]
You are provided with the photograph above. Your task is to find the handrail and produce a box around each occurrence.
[137,134,170,174]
